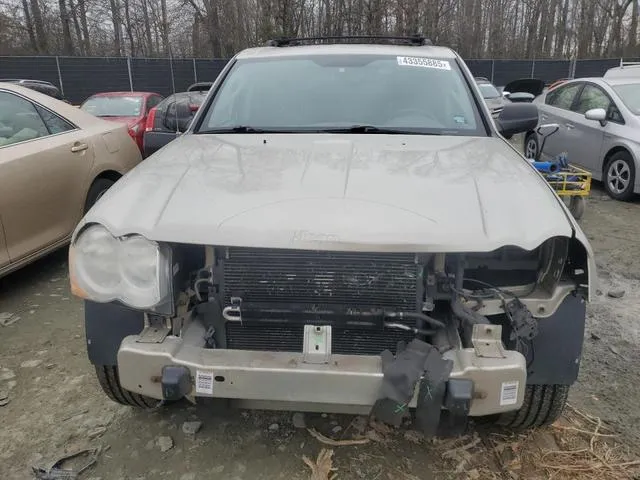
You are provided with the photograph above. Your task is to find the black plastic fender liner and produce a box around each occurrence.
[84,300,145,366]
[525,293,586,385]
[415,350,453,437]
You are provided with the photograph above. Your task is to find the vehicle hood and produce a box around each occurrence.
[504,78,546,97]
[78,133,574,252]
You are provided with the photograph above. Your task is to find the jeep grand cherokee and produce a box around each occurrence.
[69,36,595,436]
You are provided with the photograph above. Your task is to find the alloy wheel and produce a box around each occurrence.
[607,159,631,195]
[525,137,538,159]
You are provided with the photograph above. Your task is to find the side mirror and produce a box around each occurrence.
[502,91,511,98]
[585,108,607,126]
[496,103,539,138]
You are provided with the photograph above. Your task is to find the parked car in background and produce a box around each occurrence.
[0,79,65,101]
[80,92,164,153]
[475,77,509,118]
[502,78,545,103]
[142,90,208,157]
[547,78,570,91]
[527,76,640,200]
[0,82,142,278]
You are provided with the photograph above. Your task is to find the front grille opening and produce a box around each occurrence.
[226,323,414,355]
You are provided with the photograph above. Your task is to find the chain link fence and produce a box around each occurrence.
[0,55,631,104]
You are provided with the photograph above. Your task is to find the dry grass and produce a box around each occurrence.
[303,406,640,480]
[461,405,640,479]
[427,405,640,480]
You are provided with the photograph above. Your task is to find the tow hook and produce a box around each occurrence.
[161,365,192,401]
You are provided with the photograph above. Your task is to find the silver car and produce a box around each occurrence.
[527,76,640,200]
[476,77,508,117]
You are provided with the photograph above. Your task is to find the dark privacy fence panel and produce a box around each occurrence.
[0,56,60,88]
[532,60,572,82]
[130,58,173,97]
[574,59,620,79]
[194,59,229,83]
[172,59,197,93]
[58,57,130,104]
[493,60,533,86]
[0,56,631,104]
[464,60,492,80]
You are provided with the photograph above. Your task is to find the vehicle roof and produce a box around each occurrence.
[86,91,160,98]
[236,43,457,60]
[561,77,640,87]
[0,78,55,85]
[167,91,208,100]
[603,77,640,86]
[0,82,112,127]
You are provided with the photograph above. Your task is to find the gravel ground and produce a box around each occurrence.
[1,184,639,480]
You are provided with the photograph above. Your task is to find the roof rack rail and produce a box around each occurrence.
[265,35,433,47]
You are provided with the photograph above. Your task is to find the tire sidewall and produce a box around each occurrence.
[84,178,115,214]
[604,152,636,201]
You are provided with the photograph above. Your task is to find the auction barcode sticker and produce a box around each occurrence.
[195,370,214,395]
[397,56,451,70]
[500,381,519,406]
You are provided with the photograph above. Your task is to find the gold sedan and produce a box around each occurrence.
[0,82,142,278]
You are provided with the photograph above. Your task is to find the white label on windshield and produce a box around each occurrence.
[397,56,451,70]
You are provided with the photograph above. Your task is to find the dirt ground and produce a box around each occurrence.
[1,183,640,480]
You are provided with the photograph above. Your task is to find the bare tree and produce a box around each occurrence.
[58,0,74,54]
[1,0,640,60]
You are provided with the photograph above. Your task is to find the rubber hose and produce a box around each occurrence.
[451,299,490,325]
[385,311,446,329]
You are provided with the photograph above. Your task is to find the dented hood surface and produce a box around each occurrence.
[78,133,574,252]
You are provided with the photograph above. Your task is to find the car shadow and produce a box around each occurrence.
[0,247,69,298]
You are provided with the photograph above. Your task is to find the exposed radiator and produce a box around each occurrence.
[221,247,421,355]
[222,247,419,310]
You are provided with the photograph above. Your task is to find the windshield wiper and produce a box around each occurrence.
[198,126,281,134]
[319,125,437,135]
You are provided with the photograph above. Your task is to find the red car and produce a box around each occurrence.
[80,92,164,153]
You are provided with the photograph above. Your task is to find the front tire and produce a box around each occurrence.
[564,196,586,221]
[94,365,161,409]
[494,384,569,429]
[604,151,636,201]
[84,178,116,214]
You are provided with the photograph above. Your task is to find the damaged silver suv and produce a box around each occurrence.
[70,36,595,437]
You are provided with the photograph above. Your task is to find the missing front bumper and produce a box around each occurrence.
[117,333,526,417]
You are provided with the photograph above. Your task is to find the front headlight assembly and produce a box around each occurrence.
[70,224,172,311]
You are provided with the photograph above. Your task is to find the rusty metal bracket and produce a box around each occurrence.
[472,324,506,358]
[136,325,171,344]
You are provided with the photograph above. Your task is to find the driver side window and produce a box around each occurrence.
[546,83,582,110]
[574,85,610,114]
[0,92,49,147]
[573,84,624,123]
